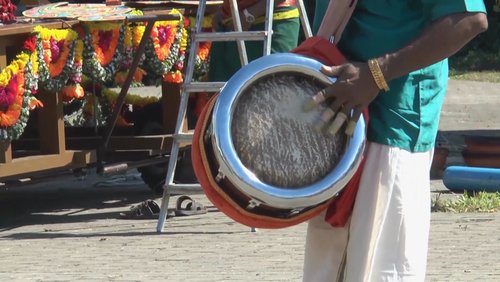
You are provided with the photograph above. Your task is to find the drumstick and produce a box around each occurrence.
[326,111,348,136]
[344,109,362,136]
[314,106,336,133]
[303,89,327,111]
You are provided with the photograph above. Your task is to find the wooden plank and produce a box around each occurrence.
[0,20,78,37]
[0,141,12,164]
[162,80,189,134]
[14,135,175,151]
[0,39,7,69]
[37,90,65,154]
[0,151,94,178]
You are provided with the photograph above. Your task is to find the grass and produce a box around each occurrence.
[449,70,500,83]
[449,46,500,83]
[432,191,500,213]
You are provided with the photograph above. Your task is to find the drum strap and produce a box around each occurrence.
[316,0,357,44]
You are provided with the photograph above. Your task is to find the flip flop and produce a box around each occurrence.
[119,199,174,219]
[175,195,208,216]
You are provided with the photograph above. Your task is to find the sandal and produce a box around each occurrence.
[119,199,174,219]
[174,195,208,216]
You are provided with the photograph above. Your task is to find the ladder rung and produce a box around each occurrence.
[174,132,194,141]
[194,31,269,42]
[185,82,225,93]
[166,183,204,195]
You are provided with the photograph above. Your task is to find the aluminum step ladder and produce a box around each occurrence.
[156,0,312,233]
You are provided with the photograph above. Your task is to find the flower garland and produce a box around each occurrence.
[114,10,147,87]
[0,53,42,141]
[163,16,189,84]
[64,77,159,127]
[34,26,80,94]
[82,21,125,83]
[61,38,85,102]
[162,15,213,84]
[141,9,184,77]
[189,14,213,81]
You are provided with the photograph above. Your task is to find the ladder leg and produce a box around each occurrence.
[229,0,249,66]
[262,0,274,55]
[297,0,313,38]
[157,190,171,232]
[157,1,209,233]
[156,0,275,233]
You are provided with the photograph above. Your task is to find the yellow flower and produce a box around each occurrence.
[34,26,78,41]
[132,25,146,47]
[75,40,84,62]
[31,51,39,74]
[188,14,213,29]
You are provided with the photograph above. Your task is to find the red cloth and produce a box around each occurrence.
[291,36,368,227]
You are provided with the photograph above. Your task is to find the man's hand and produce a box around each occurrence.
[304,62,380,136]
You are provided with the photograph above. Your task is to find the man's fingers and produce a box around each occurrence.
[320,65,344,77]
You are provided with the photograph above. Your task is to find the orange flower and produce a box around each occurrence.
[29,98,44,110]
[163,70,183,83]
[61,84,85,102]
[47,42,71,78]
[197,42,211,61]
[91,28,120,66]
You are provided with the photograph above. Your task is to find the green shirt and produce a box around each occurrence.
[313,0,487,152]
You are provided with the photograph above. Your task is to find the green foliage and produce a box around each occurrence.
[432,192,500,213]
[449,1,500,72]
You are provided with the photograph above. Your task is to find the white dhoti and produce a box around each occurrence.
[303,142,432,282]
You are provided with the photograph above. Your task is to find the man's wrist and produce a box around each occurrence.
[368,58,390,92]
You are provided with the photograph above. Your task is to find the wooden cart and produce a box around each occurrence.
[0,3,215,188]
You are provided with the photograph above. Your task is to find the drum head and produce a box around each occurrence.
[231,72,345,188]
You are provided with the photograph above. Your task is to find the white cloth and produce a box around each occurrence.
[303,142,433,282]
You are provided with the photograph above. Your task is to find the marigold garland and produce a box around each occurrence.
[34,26,80,93]
[82,21,125,83]
[188,15,213,81]
[142,9,184,77]
[0,8,217,140]
[64,77,159,127]
[0,53,42,141]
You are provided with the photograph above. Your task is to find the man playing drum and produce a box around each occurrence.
[302,1,488,281]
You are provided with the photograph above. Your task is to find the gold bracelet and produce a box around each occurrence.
[367,58,390,92]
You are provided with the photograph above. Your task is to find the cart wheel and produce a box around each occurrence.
[134,103,196,194]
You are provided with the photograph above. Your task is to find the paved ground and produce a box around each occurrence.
[0,79,499,281]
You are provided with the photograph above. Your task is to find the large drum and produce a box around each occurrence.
[191,53,366,228]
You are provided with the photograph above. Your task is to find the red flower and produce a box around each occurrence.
[23,36,37,52]
[0,75,18,110]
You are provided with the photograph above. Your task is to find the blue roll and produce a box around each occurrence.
[443,166,500,192]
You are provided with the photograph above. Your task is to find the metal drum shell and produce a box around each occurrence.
[210,53,366,210]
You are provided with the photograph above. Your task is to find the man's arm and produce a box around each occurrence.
[380,12,488,81]
[310,12,488,134]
